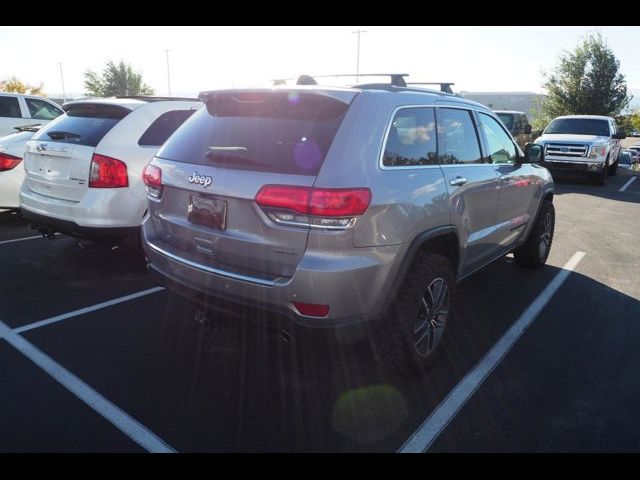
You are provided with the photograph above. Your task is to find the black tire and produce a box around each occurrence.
[608,160,618,176]
[369,251,455,375]
[594,159,608,185]
[513,201,555,268]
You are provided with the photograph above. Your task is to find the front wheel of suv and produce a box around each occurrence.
[369,251,455,375]
[513,200,555,268]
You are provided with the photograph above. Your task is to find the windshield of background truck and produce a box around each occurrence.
[544,118,610,136]
[497,113,514,131]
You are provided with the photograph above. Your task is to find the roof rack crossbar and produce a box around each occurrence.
[271,73,410,87]
[406,82,455,94]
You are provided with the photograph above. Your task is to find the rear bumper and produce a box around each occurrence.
[541,160,605,177]
[142,221,405,328]
[0,166,24,209]
[21,208,138,241]
[18,183,146,228]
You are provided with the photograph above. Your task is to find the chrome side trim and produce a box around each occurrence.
[147,240,280,287]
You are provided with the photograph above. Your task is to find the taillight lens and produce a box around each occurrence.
[142,164,162,198]
[89,154,128,188]
[0,152,22,172]
[255,185,371,229]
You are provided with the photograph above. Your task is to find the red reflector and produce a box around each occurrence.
[255,185,371,217]
[293,302,330,317]
[142,164,162,188]
[0,152,22,171]
[89,154,128,188]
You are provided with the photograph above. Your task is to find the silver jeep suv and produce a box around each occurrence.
[141,77,555,374]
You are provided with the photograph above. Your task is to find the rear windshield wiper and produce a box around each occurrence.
[47,131,81,140]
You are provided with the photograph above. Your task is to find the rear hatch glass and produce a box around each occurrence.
[157,91,350,175]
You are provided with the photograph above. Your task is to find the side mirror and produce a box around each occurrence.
[524,124,532,135]
[613,132,626,140]
[523,142,543,163]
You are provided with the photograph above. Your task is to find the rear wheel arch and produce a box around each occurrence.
[380,226,460,318]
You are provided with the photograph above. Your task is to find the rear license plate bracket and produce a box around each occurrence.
[187,194,227,230]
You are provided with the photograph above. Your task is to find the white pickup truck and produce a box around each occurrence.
[534,115,625,185]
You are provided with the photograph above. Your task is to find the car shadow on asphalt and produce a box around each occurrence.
[552,171,640,204]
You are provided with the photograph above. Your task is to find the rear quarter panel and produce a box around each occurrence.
[314,91,450,248]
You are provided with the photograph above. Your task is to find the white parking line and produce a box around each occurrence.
[0,234,58,246]
[399,251,586,453]
[15,286,165,334]
[0,319,175,452]
[620,176,637,192]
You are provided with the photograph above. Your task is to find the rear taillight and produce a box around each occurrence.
[255,185,371,229]
[0,152,22,172]
[142,164,162,198]
[89,154,128,188]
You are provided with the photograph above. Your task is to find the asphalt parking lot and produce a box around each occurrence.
[1,169,639,452]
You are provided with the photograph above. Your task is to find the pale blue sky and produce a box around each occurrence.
[1,26,639,101]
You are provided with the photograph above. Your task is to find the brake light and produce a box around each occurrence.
[293,302,330,317]
[142,164,163,198]
[0,152,22,172]
[255,185,371,229]
[89,154,128,188]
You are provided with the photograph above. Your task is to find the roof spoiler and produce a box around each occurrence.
[13,124,42,132]
[115,95,201,102]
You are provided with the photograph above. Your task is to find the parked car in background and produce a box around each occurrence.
[141,79,555,375]
[0,125,40,209]
[624,148,639,163]
[19,96,202,247]
[0,93,63,137]
[630,130,640,137]
[494,110,535,149]
[628,144,640,155]
[534,115,624,185]
[618,150,636,170]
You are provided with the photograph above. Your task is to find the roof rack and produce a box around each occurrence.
[406,82,455,94]
[272,73,410,87]
[115,95,200,102]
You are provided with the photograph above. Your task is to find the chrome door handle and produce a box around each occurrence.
[449,176,468,187]
[500,175,513,182]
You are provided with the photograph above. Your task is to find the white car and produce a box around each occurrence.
[19,96,202,247]
[0,125,40,209]
[0,92,64,137]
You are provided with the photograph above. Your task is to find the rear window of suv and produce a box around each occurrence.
[544,118,610,136]
[157,92,350,175]
[32,103,131,147]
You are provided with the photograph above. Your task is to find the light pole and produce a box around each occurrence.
[164,49,171,96]
[59,62,66,102]
[352,30,367,83]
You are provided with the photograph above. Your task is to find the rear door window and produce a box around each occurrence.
[0,96,22,118]
[157,92,350,175]
[138,109,197,147]
[32,104,130,147]
[437,108,483,164]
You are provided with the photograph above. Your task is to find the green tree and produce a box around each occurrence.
[0,76,44,95]
[540,33,631,119]
[84,60,155,97]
